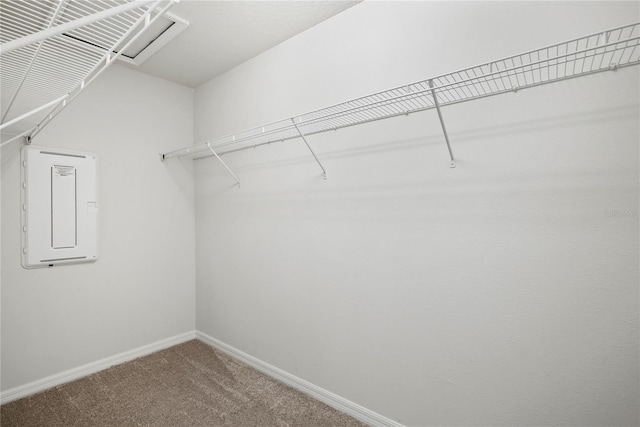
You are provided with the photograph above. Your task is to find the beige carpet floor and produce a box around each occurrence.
[1,340,367,426]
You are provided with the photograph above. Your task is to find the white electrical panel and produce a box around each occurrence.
[21,145,99,268]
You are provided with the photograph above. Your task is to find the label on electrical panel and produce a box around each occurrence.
[87,202,98,213]
[54,165,76,178]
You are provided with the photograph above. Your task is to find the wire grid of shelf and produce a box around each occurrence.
[0,0,174,144]
[162,22,640,162]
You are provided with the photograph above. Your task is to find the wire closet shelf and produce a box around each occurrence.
[0,0,177,147]
[162,22,640,167]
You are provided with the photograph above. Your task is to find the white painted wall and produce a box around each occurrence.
[194,2,639,426]
[1,65,196,391]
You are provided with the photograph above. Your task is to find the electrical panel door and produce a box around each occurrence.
[21,145,99,268]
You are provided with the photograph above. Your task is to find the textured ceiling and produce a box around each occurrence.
[125,0,360,88]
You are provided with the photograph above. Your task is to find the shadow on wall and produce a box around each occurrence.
[191,98,639,224]
[163,155,196,205]
[200,170,639,224]
[195,103,638,174]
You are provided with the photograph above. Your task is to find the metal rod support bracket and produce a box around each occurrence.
[291,118,327,180]
[26,0,174,142]
[0,94,68,132]
[429,80,456,168]
[207,143,241,188]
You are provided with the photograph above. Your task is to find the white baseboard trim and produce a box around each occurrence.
[0,330,196,405]
[196,330,404,427]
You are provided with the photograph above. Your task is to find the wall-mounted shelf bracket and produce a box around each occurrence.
[0,94,68,133]
[429,80,456,168]
[0,131,31,149]
[207,143,241,188]
[291,118,327,180]
[0,0,178,145]
[1,0,68,125]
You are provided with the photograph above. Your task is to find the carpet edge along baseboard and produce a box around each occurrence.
[1,330,404,427]
[195,330,405,427]
[0,331,196,404]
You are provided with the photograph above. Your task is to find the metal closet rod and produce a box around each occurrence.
[160,21,640,166]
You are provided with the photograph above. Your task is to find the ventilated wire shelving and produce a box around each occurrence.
[161,22,640,181]
[0,0,177,147]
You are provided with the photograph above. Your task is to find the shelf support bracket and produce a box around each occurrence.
[0,94,68,132]
[26,0,176,142]
[0,130,31,148]
[291,118,327,179]
[429,80,456,168]
[1,0,68,125]
[207,143,241,188]
[0,0,158,54]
